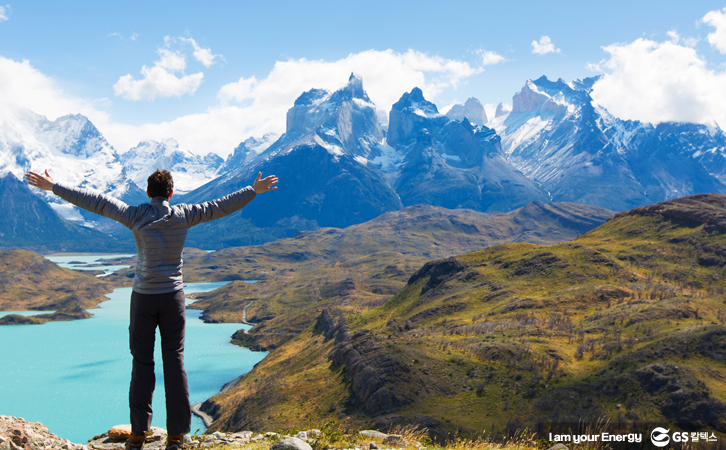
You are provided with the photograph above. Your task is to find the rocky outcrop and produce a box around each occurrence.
[611,193,726,230]
[635,363,726,431]
[407,257,465,294]
[319,310,409,414]
[0,415,86,450]
[445,98,487,126]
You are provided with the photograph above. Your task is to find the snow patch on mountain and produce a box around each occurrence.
[370,141,405,172]
[313,134,344,157]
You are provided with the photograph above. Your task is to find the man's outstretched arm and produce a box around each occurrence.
[184,172,278,227]
[24,170,138,229]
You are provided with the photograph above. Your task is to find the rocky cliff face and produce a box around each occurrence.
[321,309,410,414]
[389,88,547,212]
[445,97,487,126]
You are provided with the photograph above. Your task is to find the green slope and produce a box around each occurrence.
[200,194,726,440]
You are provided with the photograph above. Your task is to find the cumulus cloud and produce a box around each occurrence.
[475,49,506,66]
[590,36,726,128]
[113,36,217,101]
[180,37,223,67]
[0,6,8,22]
[219,49,479,111]
[703,7,726,53]
[531,36,561,55]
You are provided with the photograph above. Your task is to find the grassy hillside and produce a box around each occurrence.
[200,194,726,442]
[184,202,612,351]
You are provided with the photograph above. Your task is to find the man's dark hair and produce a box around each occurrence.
[147,169,174,198]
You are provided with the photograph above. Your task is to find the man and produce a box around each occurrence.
[24,168,278,450]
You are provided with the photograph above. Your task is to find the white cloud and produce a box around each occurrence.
[475,49,506,66]
[703,7,726,53]
[0,6,8,22]
[666,30,680,43]
[113,39,204,101]
[531,36,561,55]
[156,48,187,71]
[590,37,726,128]
[585,61,604,72]
[108,32,140,41]
[0,55,109,123]
[666,29,699,47]
[180,37,223,67]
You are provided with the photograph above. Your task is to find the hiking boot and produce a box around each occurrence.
[166,435,184,450]
[126,434,145,450]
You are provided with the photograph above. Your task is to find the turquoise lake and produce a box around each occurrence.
[0,255,266,443]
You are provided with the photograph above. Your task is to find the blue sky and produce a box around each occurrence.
[1,1,726,156]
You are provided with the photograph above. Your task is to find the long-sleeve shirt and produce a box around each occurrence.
[53,182,256,294]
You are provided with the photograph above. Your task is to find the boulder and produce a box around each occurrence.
[107,425,131,440]
[106,425,163,442]
[269,437,313,450]
[548,445,569,450]
[359,430,388,440]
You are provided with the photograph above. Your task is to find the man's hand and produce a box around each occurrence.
[24,170,55,191]
[253,172,278,194]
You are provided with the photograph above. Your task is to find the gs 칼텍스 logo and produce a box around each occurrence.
[651,428,671,447]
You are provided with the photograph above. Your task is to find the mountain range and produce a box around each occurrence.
[3,73,726,250]
[489,76,726,211]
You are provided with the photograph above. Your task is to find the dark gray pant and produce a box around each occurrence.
[129,290,190,436]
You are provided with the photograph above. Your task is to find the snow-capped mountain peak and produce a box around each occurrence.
[393,87,441,119]
[275,73,383,159]
[0,107,147,224]
[119,139,223,193]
